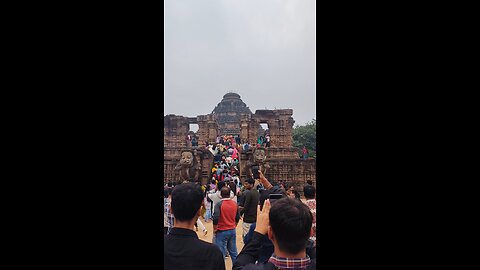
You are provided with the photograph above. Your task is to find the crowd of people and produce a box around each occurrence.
[165,131,316,269]
[163,171,317,270]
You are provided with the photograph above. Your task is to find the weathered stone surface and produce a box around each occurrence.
[212,93,252,136]
[174,149,202,182]
[164,93,316,190]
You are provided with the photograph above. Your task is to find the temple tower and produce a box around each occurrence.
[212,92,252,136]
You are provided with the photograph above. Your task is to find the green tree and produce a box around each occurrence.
[292,119,316,158]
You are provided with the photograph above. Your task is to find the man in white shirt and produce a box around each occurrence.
[208,181,235,214]
[208,181,235,249]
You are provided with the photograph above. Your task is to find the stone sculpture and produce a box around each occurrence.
[174,149,202,183]
[246,147,270,179]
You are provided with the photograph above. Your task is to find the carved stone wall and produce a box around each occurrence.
[164,93,316,192]
[212,93,252,135]
[164,115,189,148]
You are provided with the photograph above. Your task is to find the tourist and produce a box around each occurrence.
[231,146,239,159]
[191,136,198,147]
[208,182,235,256]
[303,185,316,247]
[163,189,170,235]
[239,178,259,243]
[164,183,225,270]
[212,163,218,175]
[228,181,239,203]
[186,134,192,147]
[195,217,208,236]
[243,141,250,152]
[213,186,240,262]
[265,134,270,148]
[302,146,308,160]
[243,171,286,263]
[232,198,316,270]
[208,181,235,215]
[287,185,301,201]
[258,135,264,146]
[164,188,174,234]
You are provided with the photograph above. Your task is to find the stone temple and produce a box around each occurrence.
[164,93,316,194]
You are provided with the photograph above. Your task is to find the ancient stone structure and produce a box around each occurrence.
[164,92,316,195]
[212,92,252,136]
[245,147,270,179]
[174,149,202,182]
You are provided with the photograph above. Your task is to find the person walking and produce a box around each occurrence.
[164,183,225,270]
[239,178,259,243]
[302,146,308,160]
[303,185,316,247]
[233,198,316,270]
[213,186,240,263]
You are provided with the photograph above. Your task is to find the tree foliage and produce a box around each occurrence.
[292,119,316,158]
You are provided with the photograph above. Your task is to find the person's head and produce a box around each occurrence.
[286,189,295,199]
[170,183,204,222]
[167,181,173,187]
[307,180,313,186]
[244,178,255,190]
[217,181,226,190]
[304,185,316,200]
[268,198,313,255]
[228,181,237,192]
[220,186,230,198]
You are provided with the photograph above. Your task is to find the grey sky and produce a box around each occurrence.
[164,0,316,129]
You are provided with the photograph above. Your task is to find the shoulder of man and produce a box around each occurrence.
[241,262,277,270]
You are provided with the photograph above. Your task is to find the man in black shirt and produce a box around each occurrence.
[239,178,259,243]
[233,197,316,270]
[164,183,225,270]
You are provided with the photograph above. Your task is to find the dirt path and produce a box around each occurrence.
[195,218,245,270]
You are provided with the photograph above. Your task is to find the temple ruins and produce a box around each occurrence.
[163,93,316,194]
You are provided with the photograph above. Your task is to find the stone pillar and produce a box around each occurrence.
[164,115,189,148]
[240,114,250,143]
[207,114,218,143]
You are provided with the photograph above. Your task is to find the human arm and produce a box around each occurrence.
[240,191,251,216]
[235,203,241,225]
[212,201,222,233]
[258,171,273,190]
[232,200,271,270]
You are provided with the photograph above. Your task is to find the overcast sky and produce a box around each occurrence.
[164,0,316,128]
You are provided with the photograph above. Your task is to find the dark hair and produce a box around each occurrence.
[259,187,286,210]
[170,183,204,222]
[217,181,226,190]
[269,198,313,254]
[306,180,313,185]
[245,178,255,185]
[167,181,173,187]
[220,186,230,198]
[228,182,236,194]
[304,185,316,199]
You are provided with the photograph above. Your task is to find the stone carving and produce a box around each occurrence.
[165,93,315,193]
[246,147,270,179]
[174,149,202,182]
